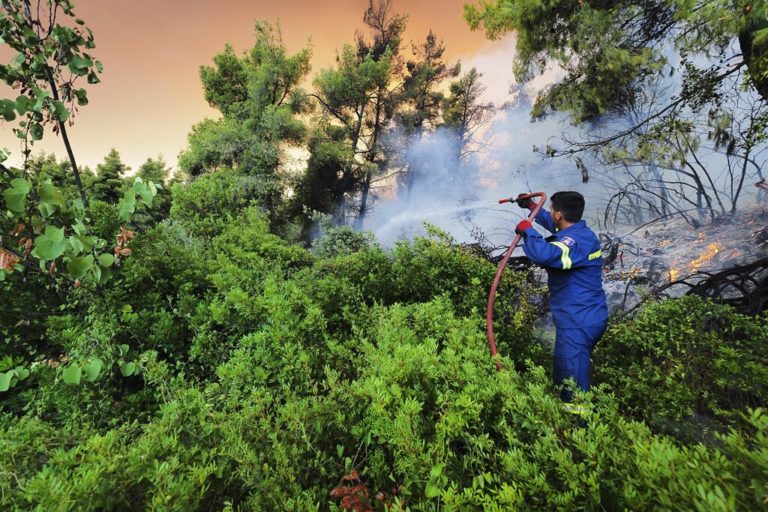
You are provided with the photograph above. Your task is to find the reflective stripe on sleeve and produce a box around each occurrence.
[588,250,602,260]
[551,241,573,270]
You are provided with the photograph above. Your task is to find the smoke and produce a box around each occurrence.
[366,108,567,247]
[364,38,768,250]
[365,96,605,250]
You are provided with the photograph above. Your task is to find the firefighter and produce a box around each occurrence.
[515,191,608,402]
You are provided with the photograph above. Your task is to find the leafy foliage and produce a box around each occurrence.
[1,2,767,511]
[595,295,768,437]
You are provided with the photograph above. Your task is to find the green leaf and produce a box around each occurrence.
[30,122,43,141]
[119,343,130,355]
[425,483,441,498]
[40,180,66,209]
[72,220,87,235]
[13,366,29,381]
[66,254,94,280]
[73,88,89,106]
[62,365,82,385]
[91,263,102,282]
[0,371,13,392]
[67,55,93,76]
[3,178,31,215]
[51,100,69,122]
[83,358,103,382]
[98,253,114,267]
[429,464,445,478]
[69,236,84,254]
[37,201,57,219]
[0,99,17,121]
[76,234,93,252]
[15,95,33,115]
[118,190,136,221]
[120,362,136,377]
[32,225,67,260]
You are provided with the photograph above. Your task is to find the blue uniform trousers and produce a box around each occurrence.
[553,321,607,402]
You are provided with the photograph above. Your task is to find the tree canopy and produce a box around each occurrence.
[464,1,768,121]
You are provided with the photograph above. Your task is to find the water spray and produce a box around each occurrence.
[486,192,547,371]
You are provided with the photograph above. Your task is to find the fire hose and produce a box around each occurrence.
[486,192,547,371]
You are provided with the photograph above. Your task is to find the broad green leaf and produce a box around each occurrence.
[37,201,57,219]
[69,236,84,254]
[73,88,89,106]
[0,271,5,282]
[15,95,33,115]
[119,343,130,355]
[120,362,136,377]
[425,483,441,498]
[91,263,101,282]
[96,265,111,284]
[0,371,13,392]
[429,464,445,478]
[77,234,94,252]
[62,365,82,385]
[72,220,87,235]
[3,178,31,215]
[67,55,93,75]
[30,122,43,141]
[0,99,16,121]
[51,100,69,122]
[32,225,67,260]
[98,253,114,267]
[13,366,29,380]
[40,180,66,209]
[83,359,103,382]
[119,190,136,221]
[66,254,94,280]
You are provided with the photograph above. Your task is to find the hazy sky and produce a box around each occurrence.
[0,0,513,172]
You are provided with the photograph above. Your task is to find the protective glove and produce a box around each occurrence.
[516,194,537,210]
[515,220,532,235]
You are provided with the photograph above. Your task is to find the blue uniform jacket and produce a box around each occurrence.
[519,209,608,328]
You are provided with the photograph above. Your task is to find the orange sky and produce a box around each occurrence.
[1,0,512,172]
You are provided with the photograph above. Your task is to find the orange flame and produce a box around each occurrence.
[690,242,723,272]
[668,241,724,282]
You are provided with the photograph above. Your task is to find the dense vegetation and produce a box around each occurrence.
[1,0,767,510]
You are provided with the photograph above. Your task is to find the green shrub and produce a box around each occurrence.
[594,295,768,437]
[4,298,767,511]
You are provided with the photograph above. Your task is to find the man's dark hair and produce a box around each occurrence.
[550,191,585,222]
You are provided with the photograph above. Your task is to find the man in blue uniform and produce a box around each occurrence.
[515,191,608,401]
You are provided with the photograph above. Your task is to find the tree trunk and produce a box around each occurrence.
[355,91,384,230]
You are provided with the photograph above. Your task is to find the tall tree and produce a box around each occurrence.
[91,148,128,204]
[442,68,494,165]
[398,31,460,204]
[311,44,388,223]
[178,21,311,230]
[132,156,172,226]
[179,21,311,178]
[354,0,407,229]
[310,0,406,228]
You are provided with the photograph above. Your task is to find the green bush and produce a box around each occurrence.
[594,295,768,437]
[3,161,767,510]
[2,297,767,511]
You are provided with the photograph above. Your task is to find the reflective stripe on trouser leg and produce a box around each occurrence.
[553,323,607,401]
